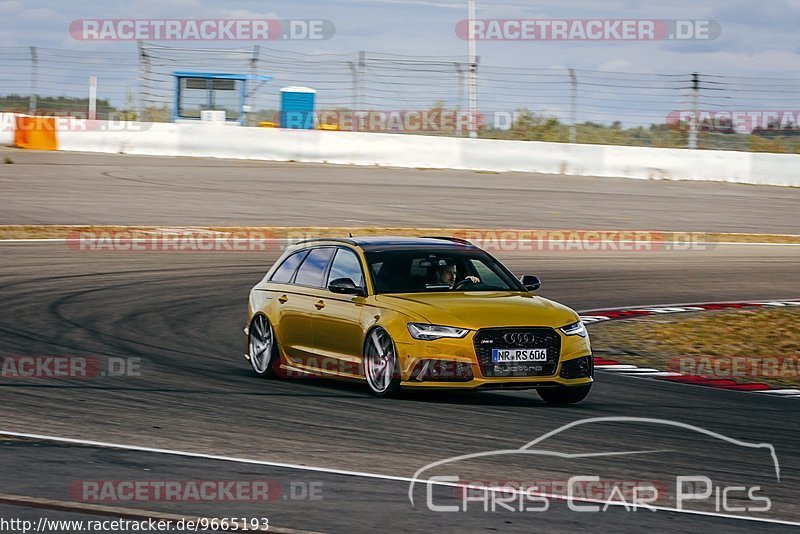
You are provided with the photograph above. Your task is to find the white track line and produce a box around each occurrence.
[628,372,684,377]
[598,369,661,374]
[1,430,800,527]
[594,363,800,398]
[0,239,69,243]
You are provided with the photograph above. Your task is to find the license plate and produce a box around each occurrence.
[492,348,548,363]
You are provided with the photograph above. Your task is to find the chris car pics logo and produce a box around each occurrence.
[408,417,778,515]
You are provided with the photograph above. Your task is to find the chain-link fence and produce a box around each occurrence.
[2,44,799,153]
[1,46,137,119]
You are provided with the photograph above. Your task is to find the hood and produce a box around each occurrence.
[375,292,578,330]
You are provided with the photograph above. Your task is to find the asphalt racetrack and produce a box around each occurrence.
[1,147,799,233]
[1,148,799,532]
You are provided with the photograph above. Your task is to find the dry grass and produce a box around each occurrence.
[590,307,800,388]
[1,224,800,243]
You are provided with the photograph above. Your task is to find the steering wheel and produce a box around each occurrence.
[453,278,477,290]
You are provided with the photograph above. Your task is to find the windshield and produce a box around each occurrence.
[365,249,521,294]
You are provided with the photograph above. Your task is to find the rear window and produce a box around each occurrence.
[270,250,309,283]
[294,247,336,287]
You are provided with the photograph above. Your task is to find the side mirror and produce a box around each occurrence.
[328,277,366,297]
[520,275,541,291]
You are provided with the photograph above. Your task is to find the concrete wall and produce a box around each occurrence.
[0,113,15,146]
[6,115,800,187]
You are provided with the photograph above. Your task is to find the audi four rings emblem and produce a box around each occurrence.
[503,332,535,344]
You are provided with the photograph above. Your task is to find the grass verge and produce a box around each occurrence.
[1,225,800,243]
[589,307,800,389]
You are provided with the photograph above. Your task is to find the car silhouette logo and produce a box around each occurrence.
[408,416,781,509]
[504,332,535,344]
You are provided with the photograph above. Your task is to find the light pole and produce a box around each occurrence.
[467,0,478,139]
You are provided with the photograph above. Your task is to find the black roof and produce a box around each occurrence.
[295,236,477,251]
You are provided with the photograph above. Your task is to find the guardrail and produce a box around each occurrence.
[3,114,799,187]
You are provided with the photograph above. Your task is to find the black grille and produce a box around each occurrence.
[560,356,594,379]
[410,360,474,382]
[473,327,561,378]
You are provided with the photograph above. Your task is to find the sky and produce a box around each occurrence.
[1,0,798,76]
[1,0,797,131]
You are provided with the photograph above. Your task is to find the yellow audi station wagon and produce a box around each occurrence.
[245,237,593,403]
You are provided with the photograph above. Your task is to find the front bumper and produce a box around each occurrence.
[397,327,593,390]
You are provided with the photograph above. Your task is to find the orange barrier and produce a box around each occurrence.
[14,116,58,150]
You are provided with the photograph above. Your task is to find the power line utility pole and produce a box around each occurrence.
[569,69,578,144]
[467,0,478,139]
[689,72,699,149]
[29,46,37,115]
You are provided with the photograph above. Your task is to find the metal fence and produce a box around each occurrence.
[1,44,799,153]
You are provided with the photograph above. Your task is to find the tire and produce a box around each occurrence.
[363,327,402,397]
[537,384,591,405]
[248,315,281,379]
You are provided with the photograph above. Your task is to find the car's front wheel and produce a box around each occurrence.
[364,327,402,397]
[537,384,591,405]
[248,315,280,378]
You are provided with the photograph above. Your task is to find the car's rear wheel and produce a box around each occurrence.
[248,315,280,378]
[537,384,591,405]
[364,327,401,397]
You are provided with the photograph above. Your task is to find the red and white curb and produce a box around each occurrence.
[579,299,800,324]
[579,299,800,400]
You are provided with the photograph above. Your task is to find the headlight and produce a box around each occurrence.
[407,323,470,341]
[560,321,587,337]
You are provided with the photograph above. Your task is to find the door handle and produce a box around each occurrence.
[314,300,326,310]
[278,295,288,304]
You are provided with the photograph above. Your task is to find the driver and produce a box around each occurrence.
[435,261,480,289]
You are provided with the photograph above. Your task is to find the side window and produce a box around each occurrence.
[270,250,309,284]
[327,249,365,288]
[294,247,335,287]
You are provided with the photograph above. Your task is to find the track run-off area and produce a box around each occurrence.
[0,147,799,532]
